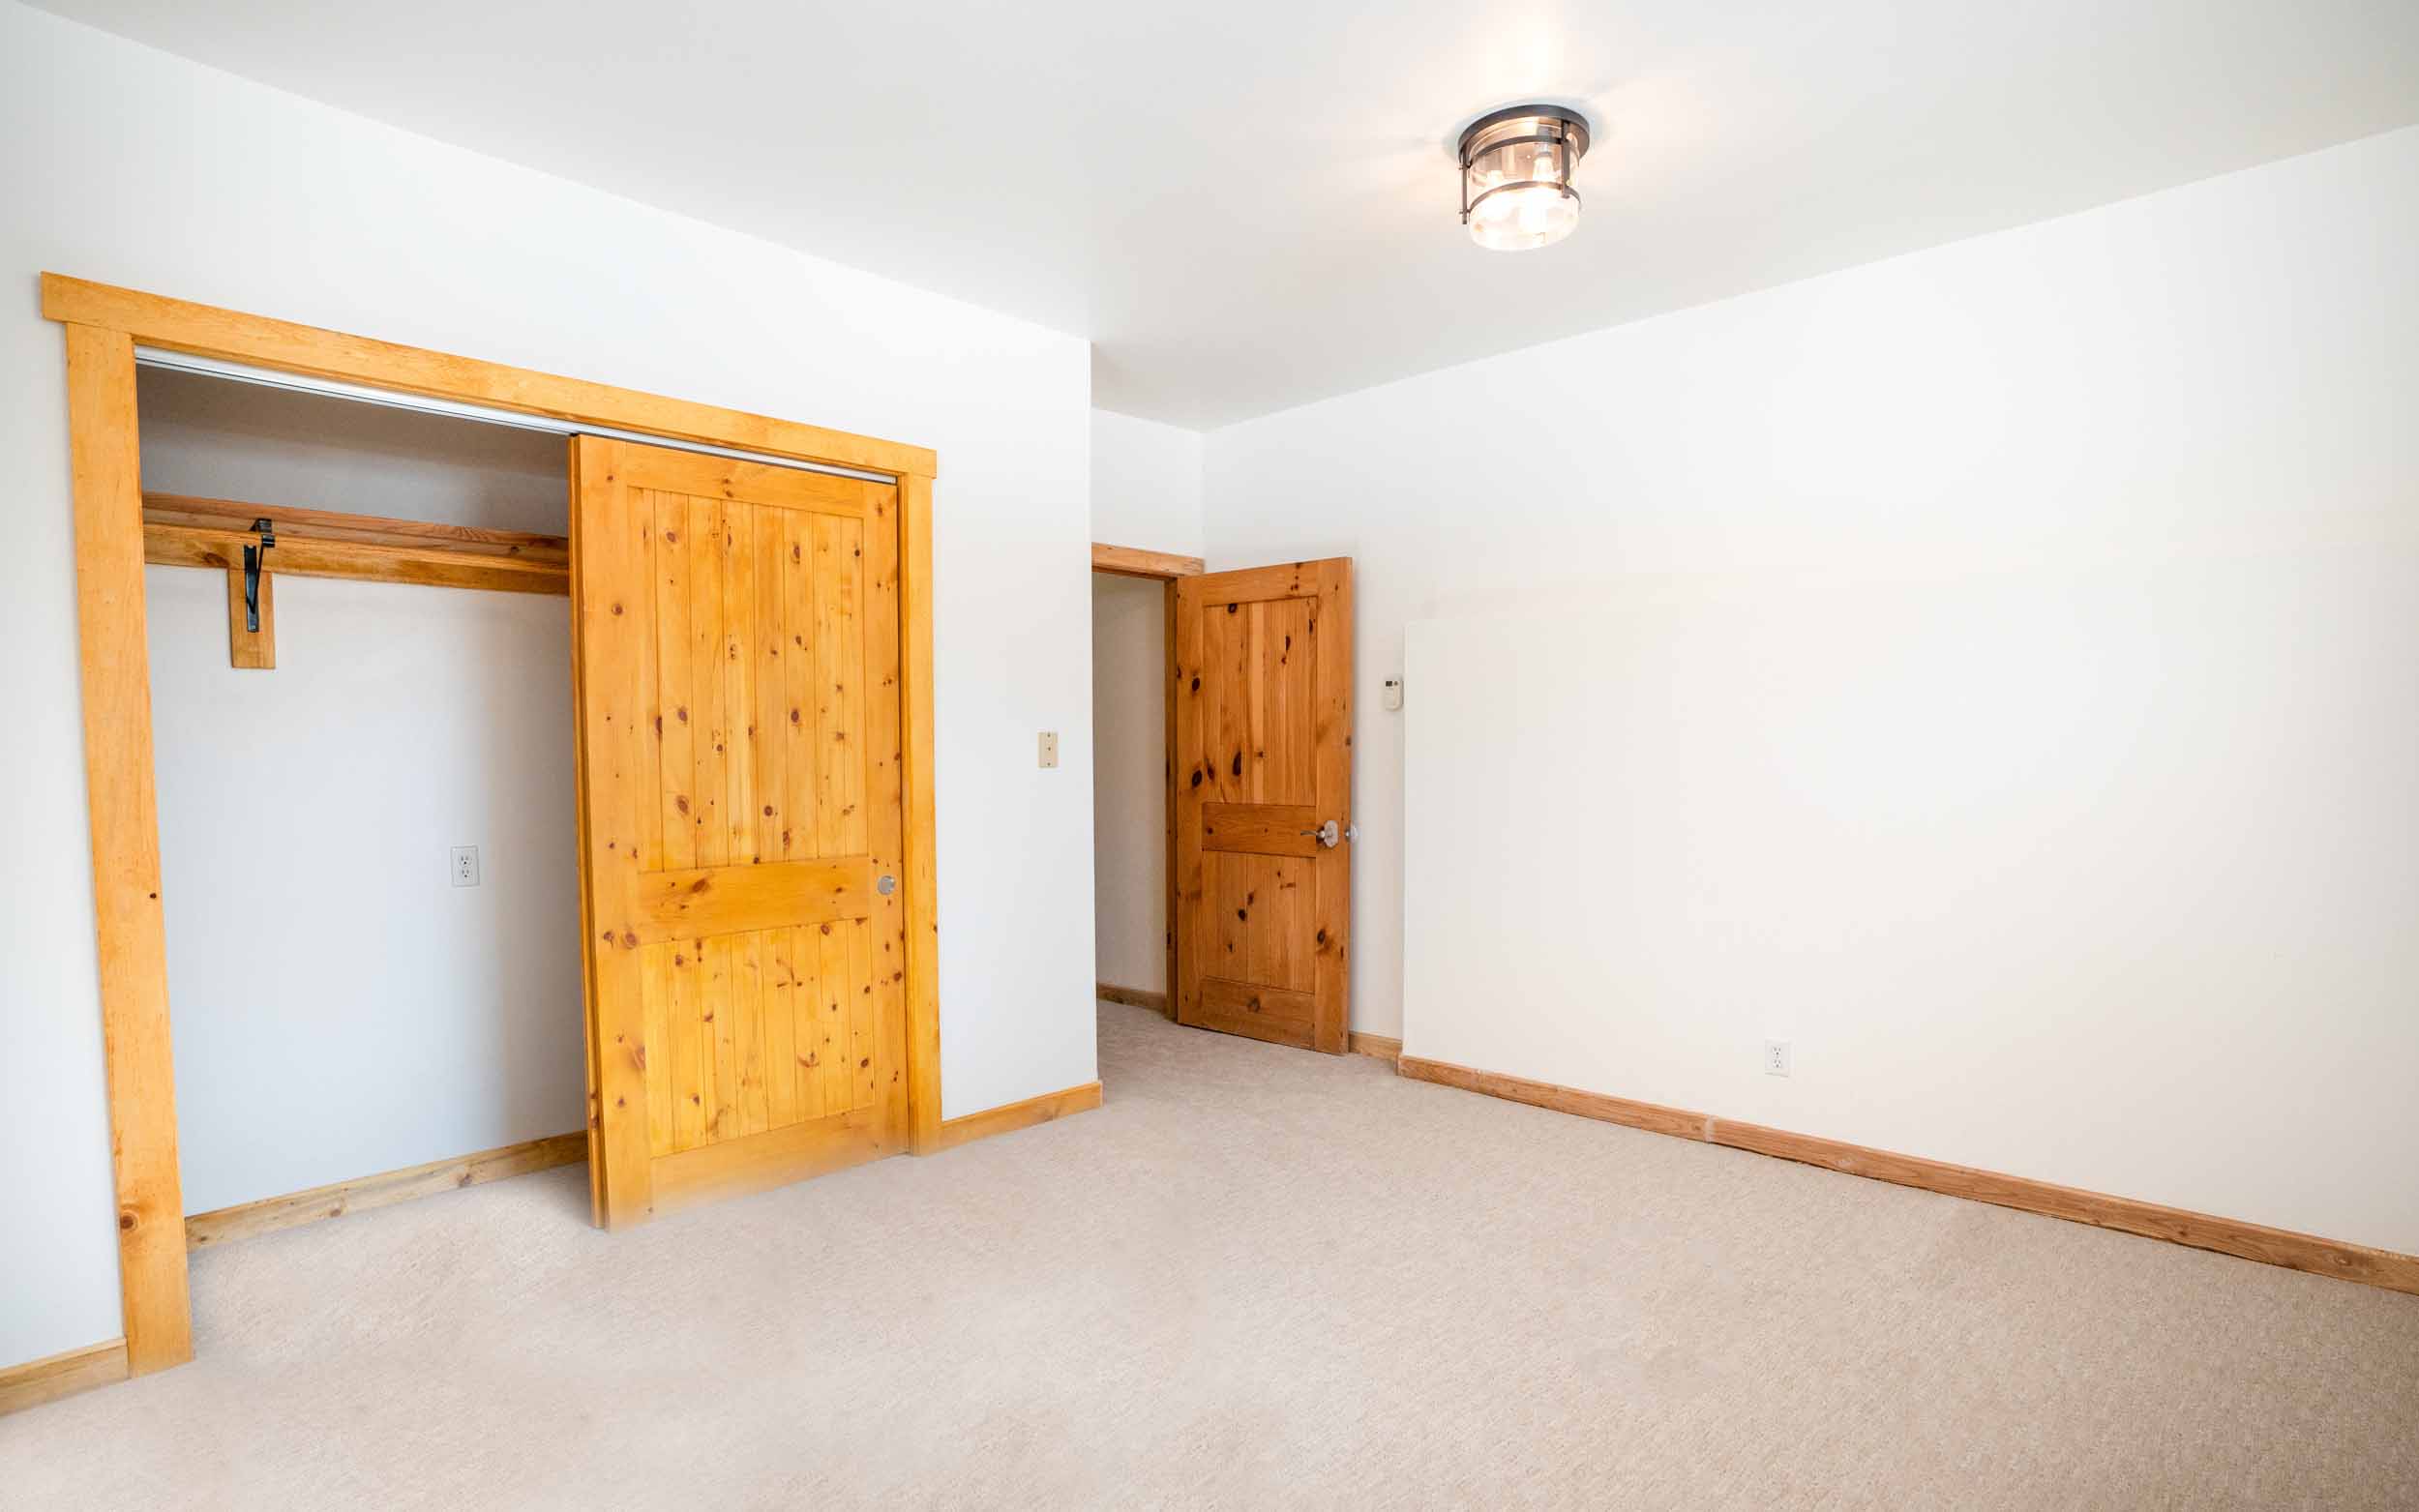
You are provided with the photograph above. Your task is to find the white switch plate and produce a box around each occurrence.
[451,845,480,887]
[1037,731,1060,769]
[1382,677,1404,711]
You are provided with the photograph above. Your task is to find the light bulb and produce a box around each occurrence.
[1469,183,1577,252]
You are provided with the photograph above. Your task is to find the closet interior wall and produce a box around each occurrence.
[137,368,587,1221]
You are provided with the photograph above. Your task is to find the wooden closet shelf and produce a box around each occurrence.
[141,492,569,596]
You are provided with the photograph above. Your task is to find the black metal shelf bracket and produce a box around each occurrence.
[240,518,277,629]
[242,517,276,632]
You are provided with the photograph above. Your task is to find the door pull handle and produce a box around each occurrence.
[1298,819,1357,848]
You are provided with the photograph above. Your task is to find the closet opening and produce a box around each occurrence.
[137,362,588,1247]
[49,270,943,1380]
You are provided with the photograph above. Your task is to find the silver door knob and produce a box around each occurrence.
[877,875,897,896]
[1299,819,1356,848]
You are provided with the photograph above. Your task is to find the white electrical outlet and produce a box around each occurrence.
[1037,731,1060,769]
[1763,1038,1791,1077]
[451,845,481,887]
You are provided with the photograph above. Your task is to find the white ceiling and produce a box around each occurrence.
[35,0,2419,429]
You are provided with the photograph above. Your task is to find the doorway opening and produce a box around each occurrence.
[1089,544,1366,1059]
[1088,544,1197,1019]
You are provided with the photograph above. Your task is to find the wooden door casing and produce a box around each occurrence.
[1173,559,1354,1053]
[573,435,910,1228]
[45,272,941,1381]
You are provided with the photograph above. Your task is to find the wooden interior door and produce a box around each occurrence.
[570,434,909,1228]
[1173,559,1354,1052]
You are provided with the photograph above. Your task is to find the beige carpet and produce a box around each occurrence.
[5,1000,2416,1510]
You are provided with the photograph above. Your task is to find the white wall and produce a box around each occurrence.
[1,0,1094,1371]
[139,373,584,1216]
[1206,126,2419,1253]
[1090,409,1204,556]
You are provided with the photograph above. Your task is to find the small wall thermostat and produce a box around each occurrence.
[1381,677,1404,712]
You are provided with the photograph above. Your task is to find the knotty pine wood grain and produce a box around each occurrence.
[65,321,194,1375]
[147,521,566,595]
[574,435,909,1217]
[145,492,569,561]
[900,474,942,1155]
[1170,559,1356,1055]
[569,436,657,1228]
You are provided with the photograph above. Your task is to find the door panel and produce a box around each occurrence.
[1174,558,1353,1052]
[573,435,908,1228]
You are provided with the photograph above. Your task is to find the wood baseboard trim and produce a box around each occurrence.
[185,1132,586,1250]
[936,1082,1104,1152]
[1398,1057,1710,1140]
[0,1338,129,1417]
[1348,1032,1402,1063]
[1395,1054,2419,1297]
[1097,982,1172,1017]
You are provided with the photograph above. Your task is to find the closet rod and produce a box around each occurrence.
[134,347,901,485]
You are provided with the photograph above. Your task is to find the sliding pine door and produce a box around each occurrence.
[570,435,910,1228]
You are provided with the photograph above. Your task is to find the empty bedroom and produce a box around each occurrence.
[3,1,2416,1507]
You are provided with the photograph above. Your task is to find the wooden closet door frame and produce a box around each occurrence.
[42,274,945,1379]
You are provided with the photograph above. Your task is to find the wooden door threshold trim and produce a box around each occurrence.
[1091,542,1204,579]
[0,1338,129,1418]
[1097,982,1171,1016]
[1396,1054,2419,1296]
[936,1081,1103,1152]
[184,1132,585,1250]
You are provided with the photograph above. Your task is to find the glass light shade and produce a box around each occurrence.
[1457,105,1589,252]
[1468,181,1579,252]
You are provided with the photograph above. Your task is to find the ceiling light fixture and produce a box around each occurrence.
[1457,104,1590,252]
